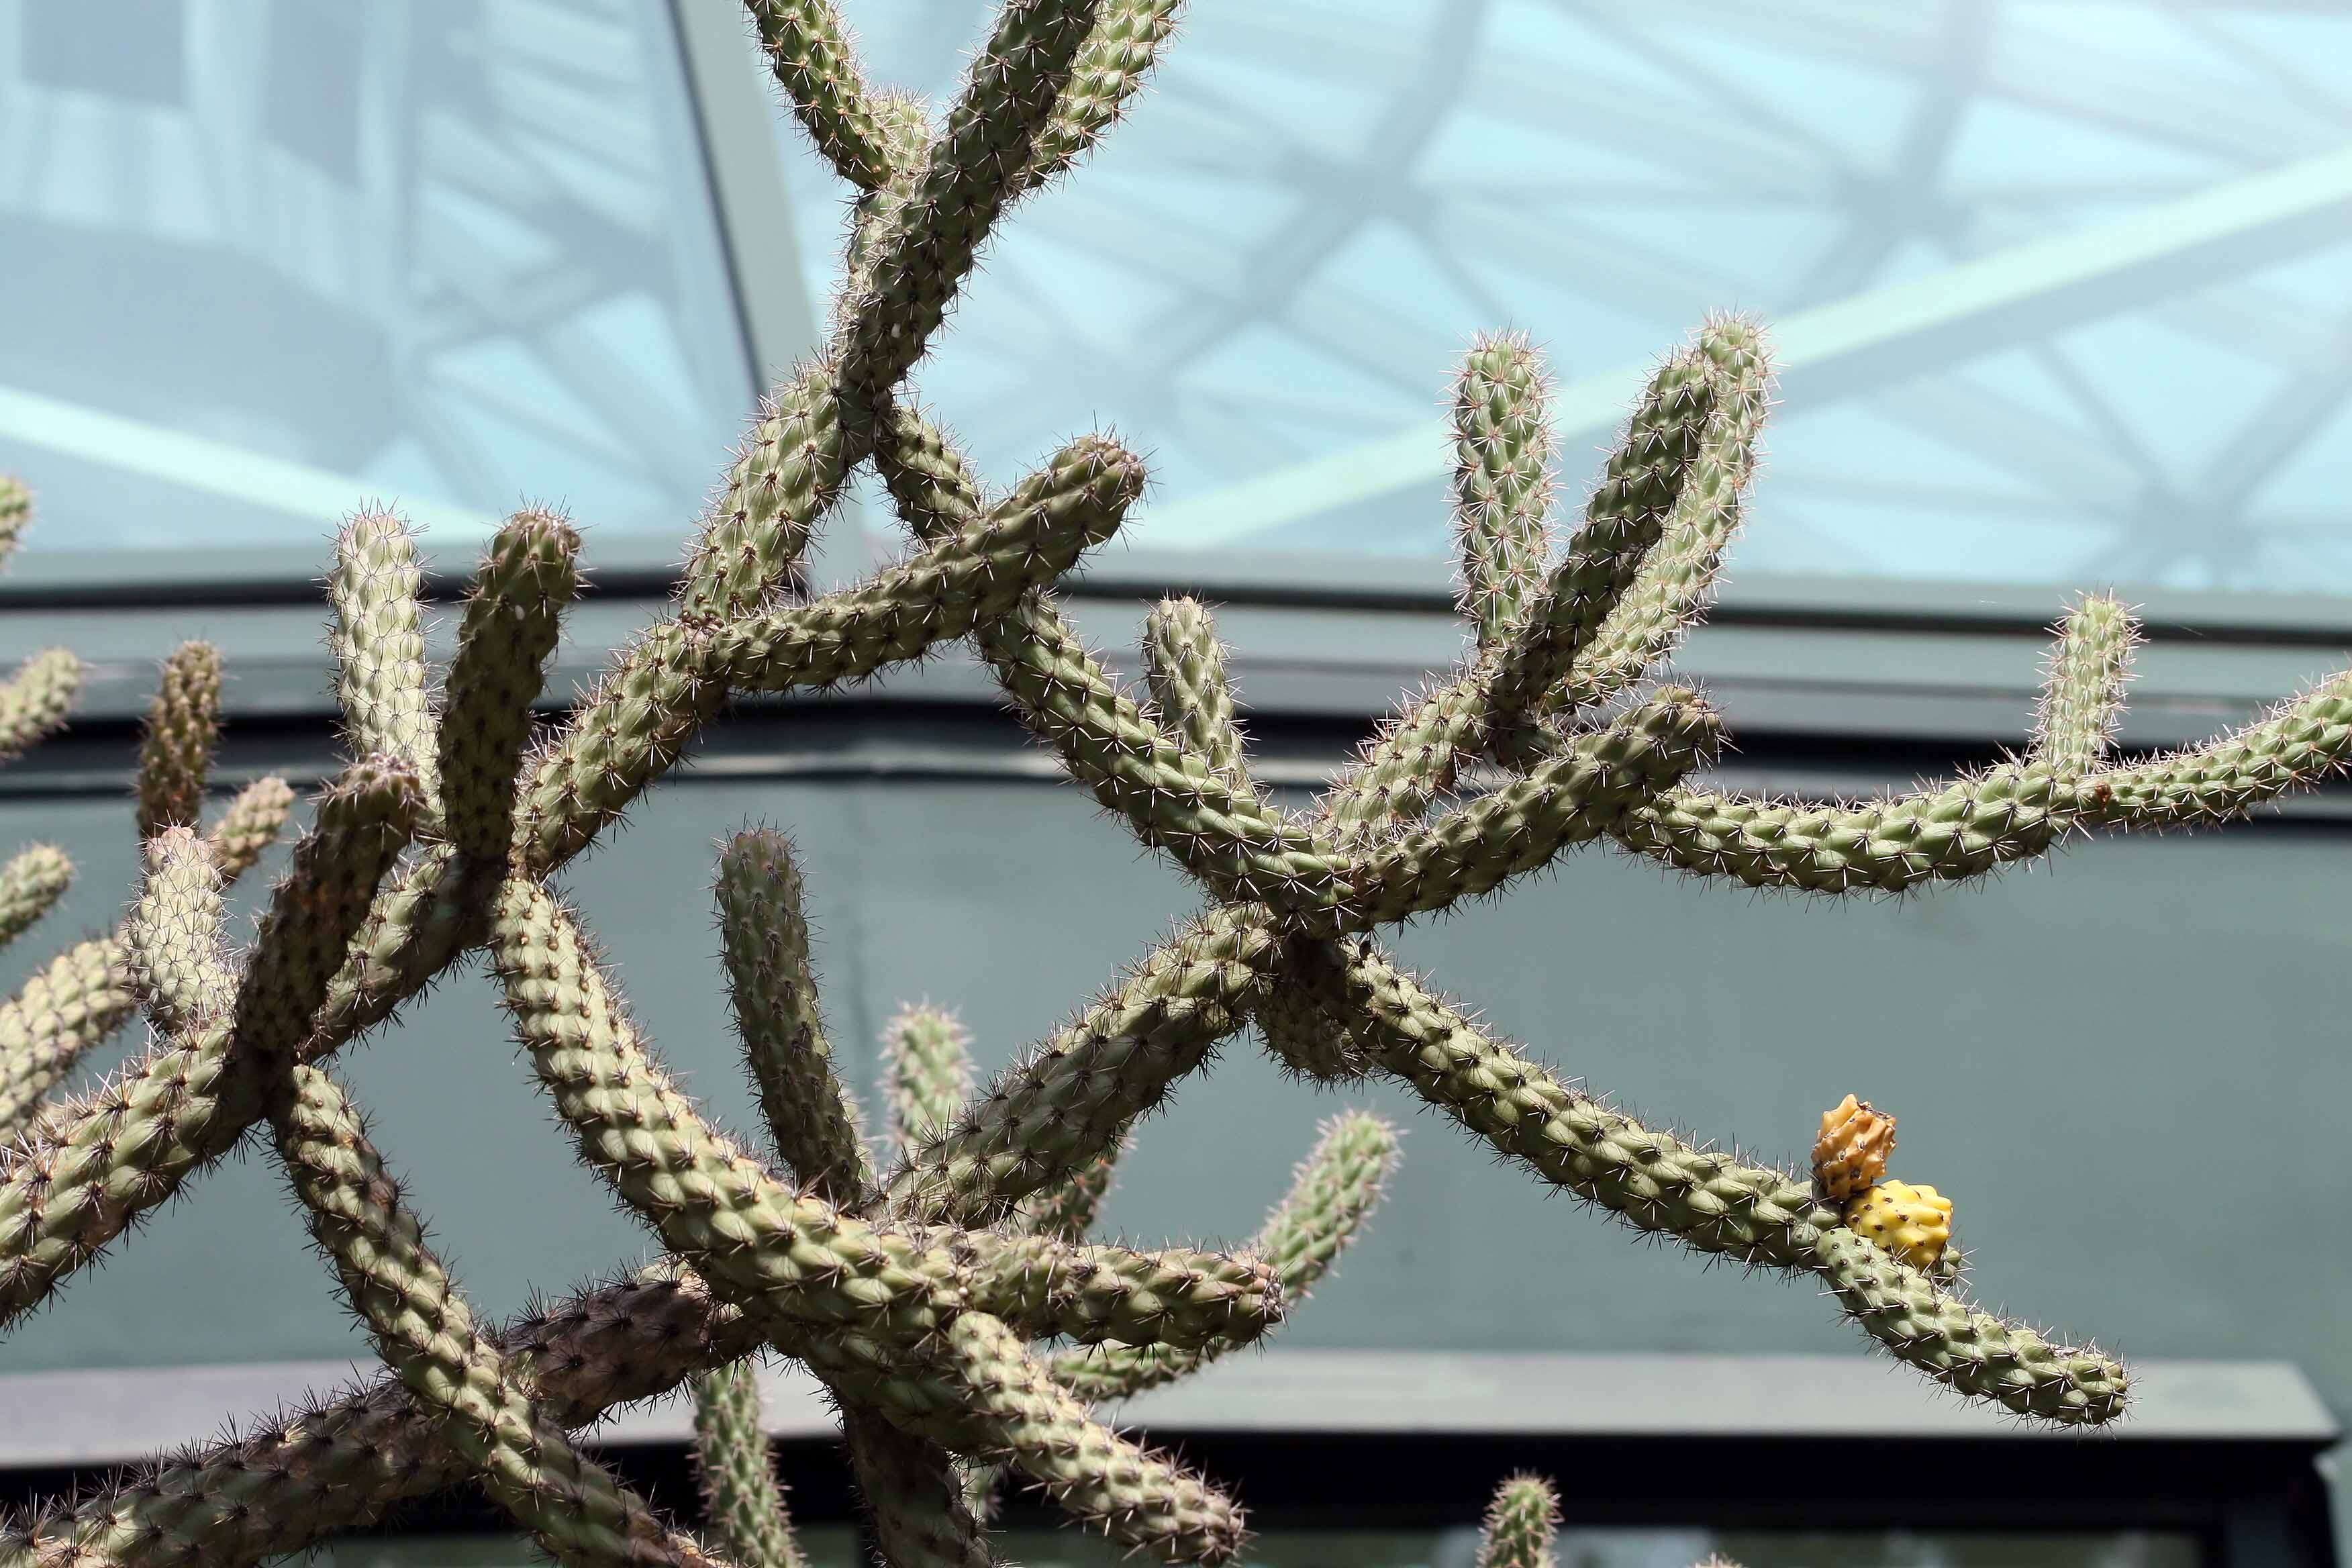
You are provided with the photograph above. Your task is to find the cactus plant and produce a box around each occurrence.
[2,3,2351,1565]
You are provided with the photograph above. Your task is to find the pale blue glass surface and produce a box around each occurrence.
[777,2,2352,593]
[0,0,750,554]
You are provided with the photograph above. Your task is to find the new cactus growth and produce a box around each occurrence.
[1,3,2347,1564]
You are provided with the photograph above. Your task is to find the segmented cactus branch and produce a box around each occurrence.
[1142,597,1256,791]
[1054,1111,1397,1401]
[744,0,894,193]
[124,828,234,1034]
[2034,595,2139,775]
[836,0,1105,403]
[0,475,28,562]
[693,1358,805,1568]
[1477,1475,1561,1568]
[719,829,874,1202]
[0,647,81,765]
[0,844,68,952]
[1453,336,1557,650]
[330,512,440,813]
[438,510,581,866]
[883,1004,973,1155]
[271,1062,727,1568]
[135,642,223,841]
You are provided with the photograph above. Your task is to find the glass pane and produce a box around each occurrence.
[0,0,751,558]
[778,3,2352,595]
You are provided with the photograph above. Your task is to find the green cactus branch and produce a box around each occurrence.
[0,647,81,765]
[883,1003,974,1155]
[1478,1474,1561,1568]
[693,1357,806,1568]
[134,642,222,842]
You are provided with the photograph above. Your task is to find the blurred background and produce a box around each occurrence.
[0,2,2346,1564]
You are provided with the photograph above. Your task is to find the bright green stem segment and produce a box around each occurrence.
[0,475,28,563]
[883,1004,972,1155]
[1143,597,1255,790]
[1478,1475,1561,1568]
[438,510,579,866]
[1453,334,1555,649]
[2035,595,2139,775]
[271,1063,725,1568]
[717,828,872,1203]
[1483,348,1717,731]
[136,642,222,841]
[1055,1110,1397,1401]
[744,0,893,191]
[125,828,234,1034]
[838,0,1104,401]
[1546,314,1771,720]
[0,844,70,954]
[0,647,82,765]
[691,1359,805,1568]
[330,511,439,815]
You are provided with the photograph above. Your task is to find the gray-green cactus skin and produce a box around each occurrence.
[2,4,2348,1565]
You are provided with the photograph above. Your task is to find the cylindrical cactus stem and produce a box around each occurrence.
[1615,763,2069,894]
[437,509,581,867]
[488,878,965,1342]
[716,829,873,1202]
[15,1266,769,1568]
[713,434,1143,693]
[1452,334,1556,650]
[0,936,130,1138]
[1480,348,1718,734]
[1142,597,1257,793]
[885,903,1279,1226]
[232,757,425,1069]
[1477,1474,1561,1568]
[2077,666,2352,826]
[124,828,235,1034]
[871,399,1346,916]
[0,647,83,765]
[0,474,28,564]
[0,844,70,953]
[330,510,440,816]
[679,362,858,622]
[1054,1110,1398,1401]
[1253,963,1372,1084]
[1541,313,1772,724]
[269,1063,728,1568]
[836,0,1106,403]
[963,1232,1282,1351]
[205,775,298,881]
[1014,1133,1127,1242]
[691,1358,805,1568]
[0,783,287,1140]
[840,1406,995,1568]
[883,1003,973,1156]
[1812,1226,2126,1426]
[1340,689,1720,929]
[514,622,723,877]
[743,0,894,193]
[135,641,223,841]
[1320,665,1493,842]
[938,1308,1247,1565]
[1016,0,1185,199]
[2032,594,2139,776]
[0,761,421,1326]
[1316,941,2126,1424]
[841,95,932,310]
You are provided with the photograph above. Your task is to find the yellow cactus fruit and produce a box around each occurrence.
[1811,1093,1896,1201]
[1843,1179,1953,1271]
